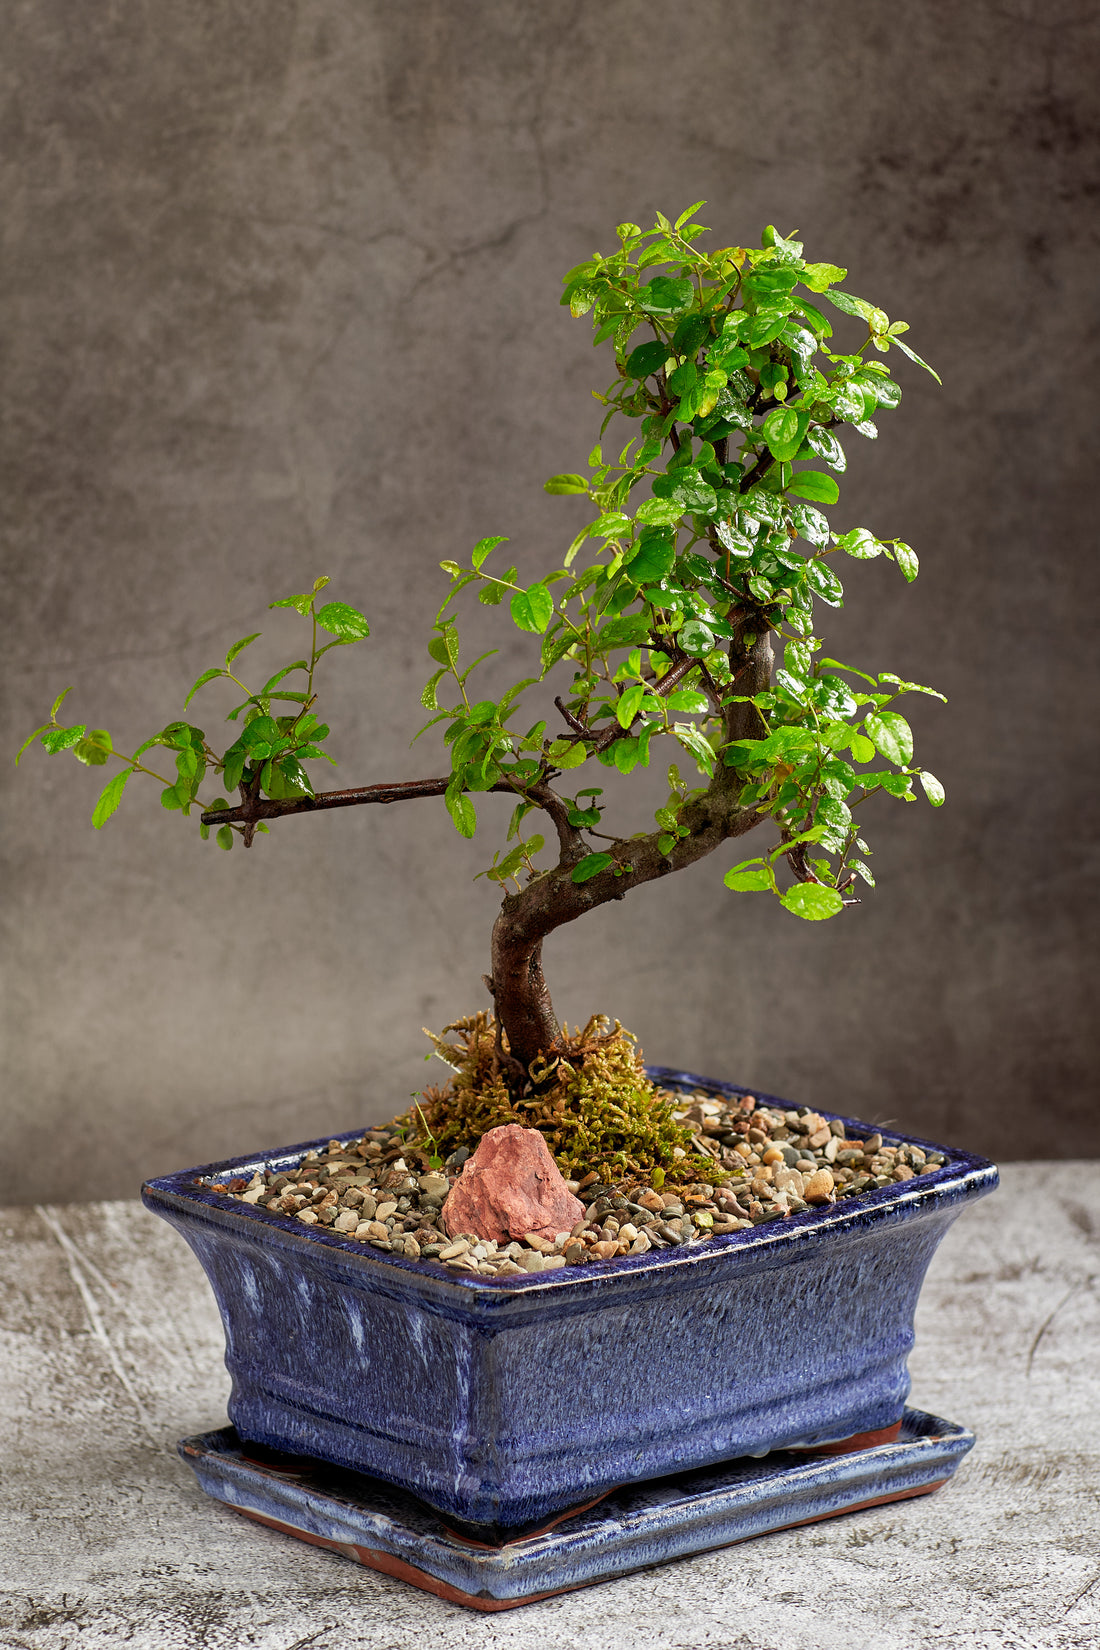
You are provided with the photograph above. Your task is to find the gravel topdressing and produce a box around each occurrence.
[200,1091,949,1276]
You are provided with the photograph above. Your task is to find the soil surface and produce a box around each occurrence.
[204,1090,949,1275]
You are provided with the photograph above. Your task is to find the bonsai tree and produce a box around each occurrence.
[20,205,944,1182]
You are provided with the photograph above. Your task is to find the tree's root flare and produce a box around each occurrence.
[398,1011,724,1188]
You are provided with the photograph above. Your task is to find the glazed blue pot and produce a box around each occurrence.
[142,1067,997,1532]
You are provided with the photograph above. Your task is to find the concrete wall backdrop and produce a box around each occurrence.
[2,0,1096,1203]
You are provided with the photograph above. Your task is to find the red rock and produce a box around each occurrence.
[441,1125,585,1244]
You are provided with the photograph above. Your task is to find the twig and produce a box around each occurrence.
[202,777,512,828]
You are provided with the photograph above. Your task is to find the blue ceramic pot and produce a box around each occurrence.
[142,1067,996,1532]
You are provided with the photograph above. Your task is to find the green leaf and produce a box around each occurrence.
[260,662,308,696]
[472,535,507,569]
[780,882,844,920]
[15,723,52,764]
[544,473,589,495]
[746,309,790,349]
[226,633,261,668]
[877,673,946,702]
[653,469,717,514]
[315,601,370,641]
[673,722,715,775]
[160,785,183,811]
[850,732,875,763]
[678,619,715,657]
[672,312,712,355]
[49,686,75,721]
[625,340,672,379]
[428,630,458,669]
[592,511,631,540]
[787,470,840,505]
[762,407,808,463]
[823,289,877,322]
[715,519,754,559]
[571,851,614,884]
[510,583,554,633]
[184,668,226,708]
[666,689,708,714]
[787,500,829,549]
[622,529,676,584]
[421,668,446,710]
[445,784,477,838]
[91,770,131,828]
[919,770,945,806]
[802,426,846,472]
[269,593,314,616]
[864,710,914,766]
[639,276,695,316]
[616,684,647,729]
[548,742,587,769]
[632,498,684,528]
[666,359,698,398]
[799,262,847,292]
[216,825,234,850]
[724,862,774,892]
[612,737,642,774]
[877,772,915,798]
[675,199,706,229]
[805,560,844,606]
[836,527,881,559]
[894,542,919,582]
[40,724,86,755]
[75,729,113,767]
[889,334,942,384]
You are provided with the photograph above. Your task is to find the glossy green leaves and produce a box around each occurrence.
[510,584,554,633]
[780,882,844,920]
[315,602,370,641]
[571,851,614,883]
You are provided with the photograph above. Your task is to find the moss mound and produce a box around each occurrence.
[398,1011,721,1187]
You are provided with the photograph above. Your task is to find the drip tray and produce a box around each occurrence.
[179,1408,974,1612]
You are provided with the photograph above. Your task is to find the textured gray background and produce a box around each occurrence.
[2,0,1096,1204]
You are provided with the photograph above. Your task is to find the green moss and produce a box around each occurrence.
[397,1011,723,1187]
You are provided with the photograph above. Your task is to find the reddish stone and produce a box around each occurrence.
[441,1125,585,1244]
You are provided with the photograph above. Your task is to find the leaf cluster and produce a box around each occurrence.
[418,209,944,916]
[19,578,369,846]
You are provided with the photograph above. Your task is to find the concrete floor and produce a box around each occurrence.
[2,1164,1097,1649]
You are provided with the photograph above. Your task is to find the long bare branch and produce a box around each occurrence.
[201,777,514,828]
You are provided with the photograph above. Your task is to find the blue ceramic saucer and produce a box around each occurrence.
[178,1406,974,1611]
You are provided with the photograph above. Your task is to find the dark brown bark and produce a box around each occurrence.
[201,777,517,828]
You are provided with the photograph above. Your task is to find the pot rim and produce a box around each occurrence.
[142,1065,998,1298]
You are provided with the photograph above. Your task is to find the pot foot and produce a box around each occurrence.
[178,1407,974,1611]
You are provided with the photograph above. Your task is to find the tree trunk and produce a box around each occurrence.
[489,624,774,1081]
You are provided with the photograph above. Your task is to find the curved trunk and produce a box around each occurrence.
[489,626,774,1081]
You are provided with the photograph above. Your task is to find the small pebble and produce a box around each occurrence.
[803,1169,835,1204]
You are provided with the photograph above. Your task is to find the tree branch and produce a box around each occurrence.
[201,777,515,829]
[526,782,587,865]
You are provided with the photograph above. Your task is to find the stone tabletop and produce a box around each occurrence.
[1,1164,1097,1650]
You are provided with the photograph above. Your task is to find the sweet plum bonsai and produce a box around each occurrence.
[21,206,945,1196]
